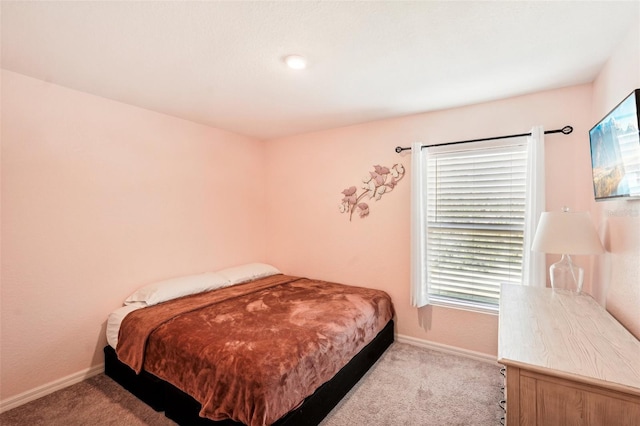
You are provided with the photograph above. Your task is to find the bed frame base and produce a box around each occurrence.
[104,343,166,411]
[104,319,394,425]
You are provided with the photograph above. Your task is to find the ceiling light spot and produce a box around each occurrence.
[284,55,307,70]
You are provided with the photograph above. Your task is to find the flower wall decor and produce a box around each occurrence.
[339,164,405,221]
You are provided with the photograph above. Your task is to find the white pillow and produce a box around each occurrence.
[216,263,281,285]
[124,272,231,306]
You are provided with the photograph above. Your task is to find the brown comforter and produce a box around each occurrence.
[117,274,394,426]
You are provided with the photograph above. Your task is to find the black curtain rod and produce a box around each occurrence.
[394,125,573,153]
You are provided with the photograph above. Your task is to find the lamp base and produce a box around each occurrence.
[550,254,584,294]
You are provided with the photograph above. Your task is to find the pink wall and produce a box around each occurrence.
[590,19,640,338]
[265,84,595,357]
[0,70,266,400]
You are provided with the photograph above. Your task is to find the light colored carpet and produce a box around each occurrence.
[0,372,175,426]
[321,342,503,425]
[0,343,503,425]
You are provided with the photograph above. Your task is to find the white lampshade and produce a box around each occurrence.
[532,210,604,255]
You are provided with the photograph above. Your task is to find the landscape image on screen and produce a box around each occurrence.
[589,93,640,200]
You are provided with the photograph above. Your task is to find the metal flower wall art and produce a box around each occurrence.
[340,164,405,221]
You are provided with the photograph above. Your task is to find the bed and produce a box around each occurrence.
[104,264,395,426]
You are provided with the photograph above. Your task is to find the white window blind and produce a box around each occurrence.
[425,143,527,309]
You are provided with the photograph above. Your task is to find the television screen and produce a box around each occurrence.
[589,89,640,201]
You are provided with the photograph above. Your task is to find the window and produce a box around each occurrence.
[411,129,545,313]
[425,143,526,310]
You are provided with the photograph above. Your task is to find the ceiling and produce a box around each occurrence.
[2,1,638,140]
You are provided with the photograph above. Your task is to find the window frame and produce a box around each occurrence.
[419,138,530,314]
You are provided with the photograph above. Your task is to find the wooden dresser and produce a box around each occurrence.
[498,283,640,425]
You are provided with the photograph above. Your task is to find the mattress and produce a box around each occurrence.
[106,303,144,348]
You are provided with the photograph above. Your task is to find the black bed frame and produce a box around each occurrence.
[104,319,394,426]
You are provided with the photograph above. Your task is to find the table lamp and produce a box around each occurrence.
[531,208,604,293]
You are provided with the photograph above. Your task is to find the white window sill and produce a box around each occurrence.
[427,296,499,315]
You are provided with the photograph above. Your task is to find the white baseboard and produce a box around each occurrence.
[0,363,104,413]
[396,334,498,364]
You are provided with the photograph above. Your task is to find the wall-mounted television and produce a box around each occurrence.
[589,89,640,201]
